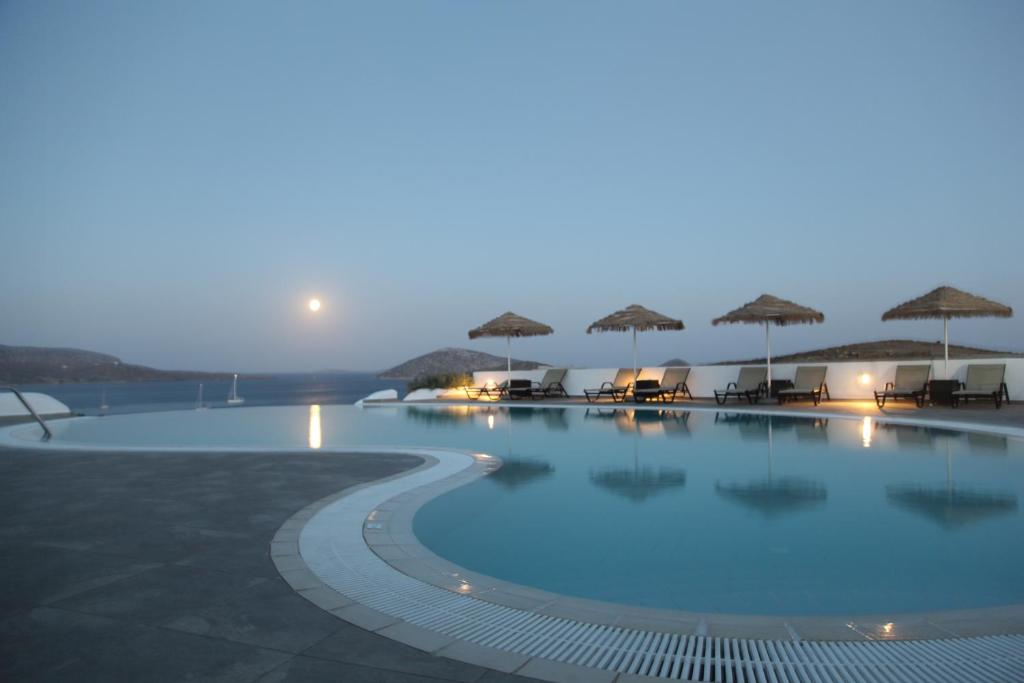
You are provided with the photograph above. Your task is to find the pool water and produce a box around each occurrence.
[11,404,1024,616]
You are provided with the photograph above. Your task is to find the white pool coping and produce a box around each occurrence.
[278,442,1024,682]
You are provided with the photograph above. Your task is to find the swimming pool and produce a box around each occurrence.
[8,403,1024,617]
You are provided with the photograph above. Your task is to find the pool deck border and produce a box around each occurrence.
[275,404,1024,682]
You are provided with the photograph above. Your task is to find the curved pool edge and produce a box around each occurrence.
[281,444,1024,683]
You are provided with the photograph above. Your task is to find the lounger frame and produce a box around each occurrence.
[530,369,569,399]
[464,381,508,401]
[633,368,692,403]
[951,364,1011,409]
[714,367,766,405]
[584,369,634,404]
[874,365,930,409]
[776,366,830,407]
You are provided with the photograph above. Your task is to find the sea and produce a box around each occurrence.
[16,373,407,416]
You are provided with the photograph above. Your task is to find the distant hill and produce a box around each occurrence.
[719,339,1022,365]
[660,358,690,367]
[378,347,547,380]
[1,344,236,384]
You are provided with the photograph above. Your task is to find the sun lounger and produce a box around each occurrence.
[584,368,635,403]
[777,366,830,406]
[633,367,692,403]
[714,367,767,405]
[464,380,507,401]
[874,365,930,408]
[530,368,569,399]
[952,364,1010,409]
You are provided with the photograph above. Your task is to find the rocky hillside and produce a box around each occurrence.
[720,339,1021,365]
[0,345,234,384]
[378,347,546,380]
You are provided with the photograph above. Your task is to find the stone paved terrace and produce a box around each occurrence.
[1,400,1022,682]
[0,447,532,682]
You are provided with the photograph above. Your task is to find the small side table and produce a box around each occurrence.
[768,379,794,398]
[928,379,959,406]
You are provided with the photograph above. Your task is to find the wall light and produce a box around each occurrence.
[858,373,872,386]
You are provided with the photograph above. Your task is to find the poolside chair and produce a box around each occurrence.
[584,368,635,403]
[464,380,507,401]
[714,367,766,405]
[874,365,930,408]
[633,367,692,403]
[952,364,1010,409]
[530,368,569,399]
[776,366,830,406]
[506,379,538,401]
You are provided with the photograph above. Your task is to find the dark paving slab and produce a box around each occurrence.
[0,606,290,682]
[161,577,345,653]
[0,541,163,612]
[306,621,489,682]
[53,563,269,623]
[0,447,536,682]
[256,655,465,682]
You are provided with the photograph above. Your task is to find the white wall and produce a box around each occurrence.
[0,392,72,418]
[472,358,1024,401]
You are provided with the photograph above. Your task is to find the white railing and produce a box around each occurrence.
[0,387,54,438]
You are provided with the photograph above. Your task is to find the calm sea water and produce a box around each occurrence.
[16,373,406,415]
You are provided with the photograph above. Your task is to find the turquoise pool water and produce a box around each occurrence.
[11,404,1024,616]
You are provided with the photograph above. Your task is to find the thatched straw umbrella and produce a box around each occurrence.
[586,304,684,380]
[712,294,824,389]
[882,286,1012,379]
[468,312,554,386]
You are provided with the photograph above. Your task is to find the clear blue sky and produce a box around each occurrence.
[2,1,1022,372]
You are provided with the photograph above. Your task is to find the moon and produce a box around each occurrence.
[308,298,321,312]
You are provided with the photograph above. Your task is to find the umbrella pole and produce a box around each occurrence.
[633,415,639,474]
[633,328,638,381]
[946,438,953,496]
[943,317,949,380]
[765,322,773,393]
[507,335,512,388]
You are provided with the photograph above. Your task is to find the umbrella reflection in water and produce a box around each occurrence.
[485,407,556,492]
[589,409,687,502]
[488,458,555,490]
[714,415,827,518]
[886,432,1017,529]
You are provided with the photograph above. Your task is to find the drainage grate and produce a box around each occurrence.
[297,449,1024,683]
